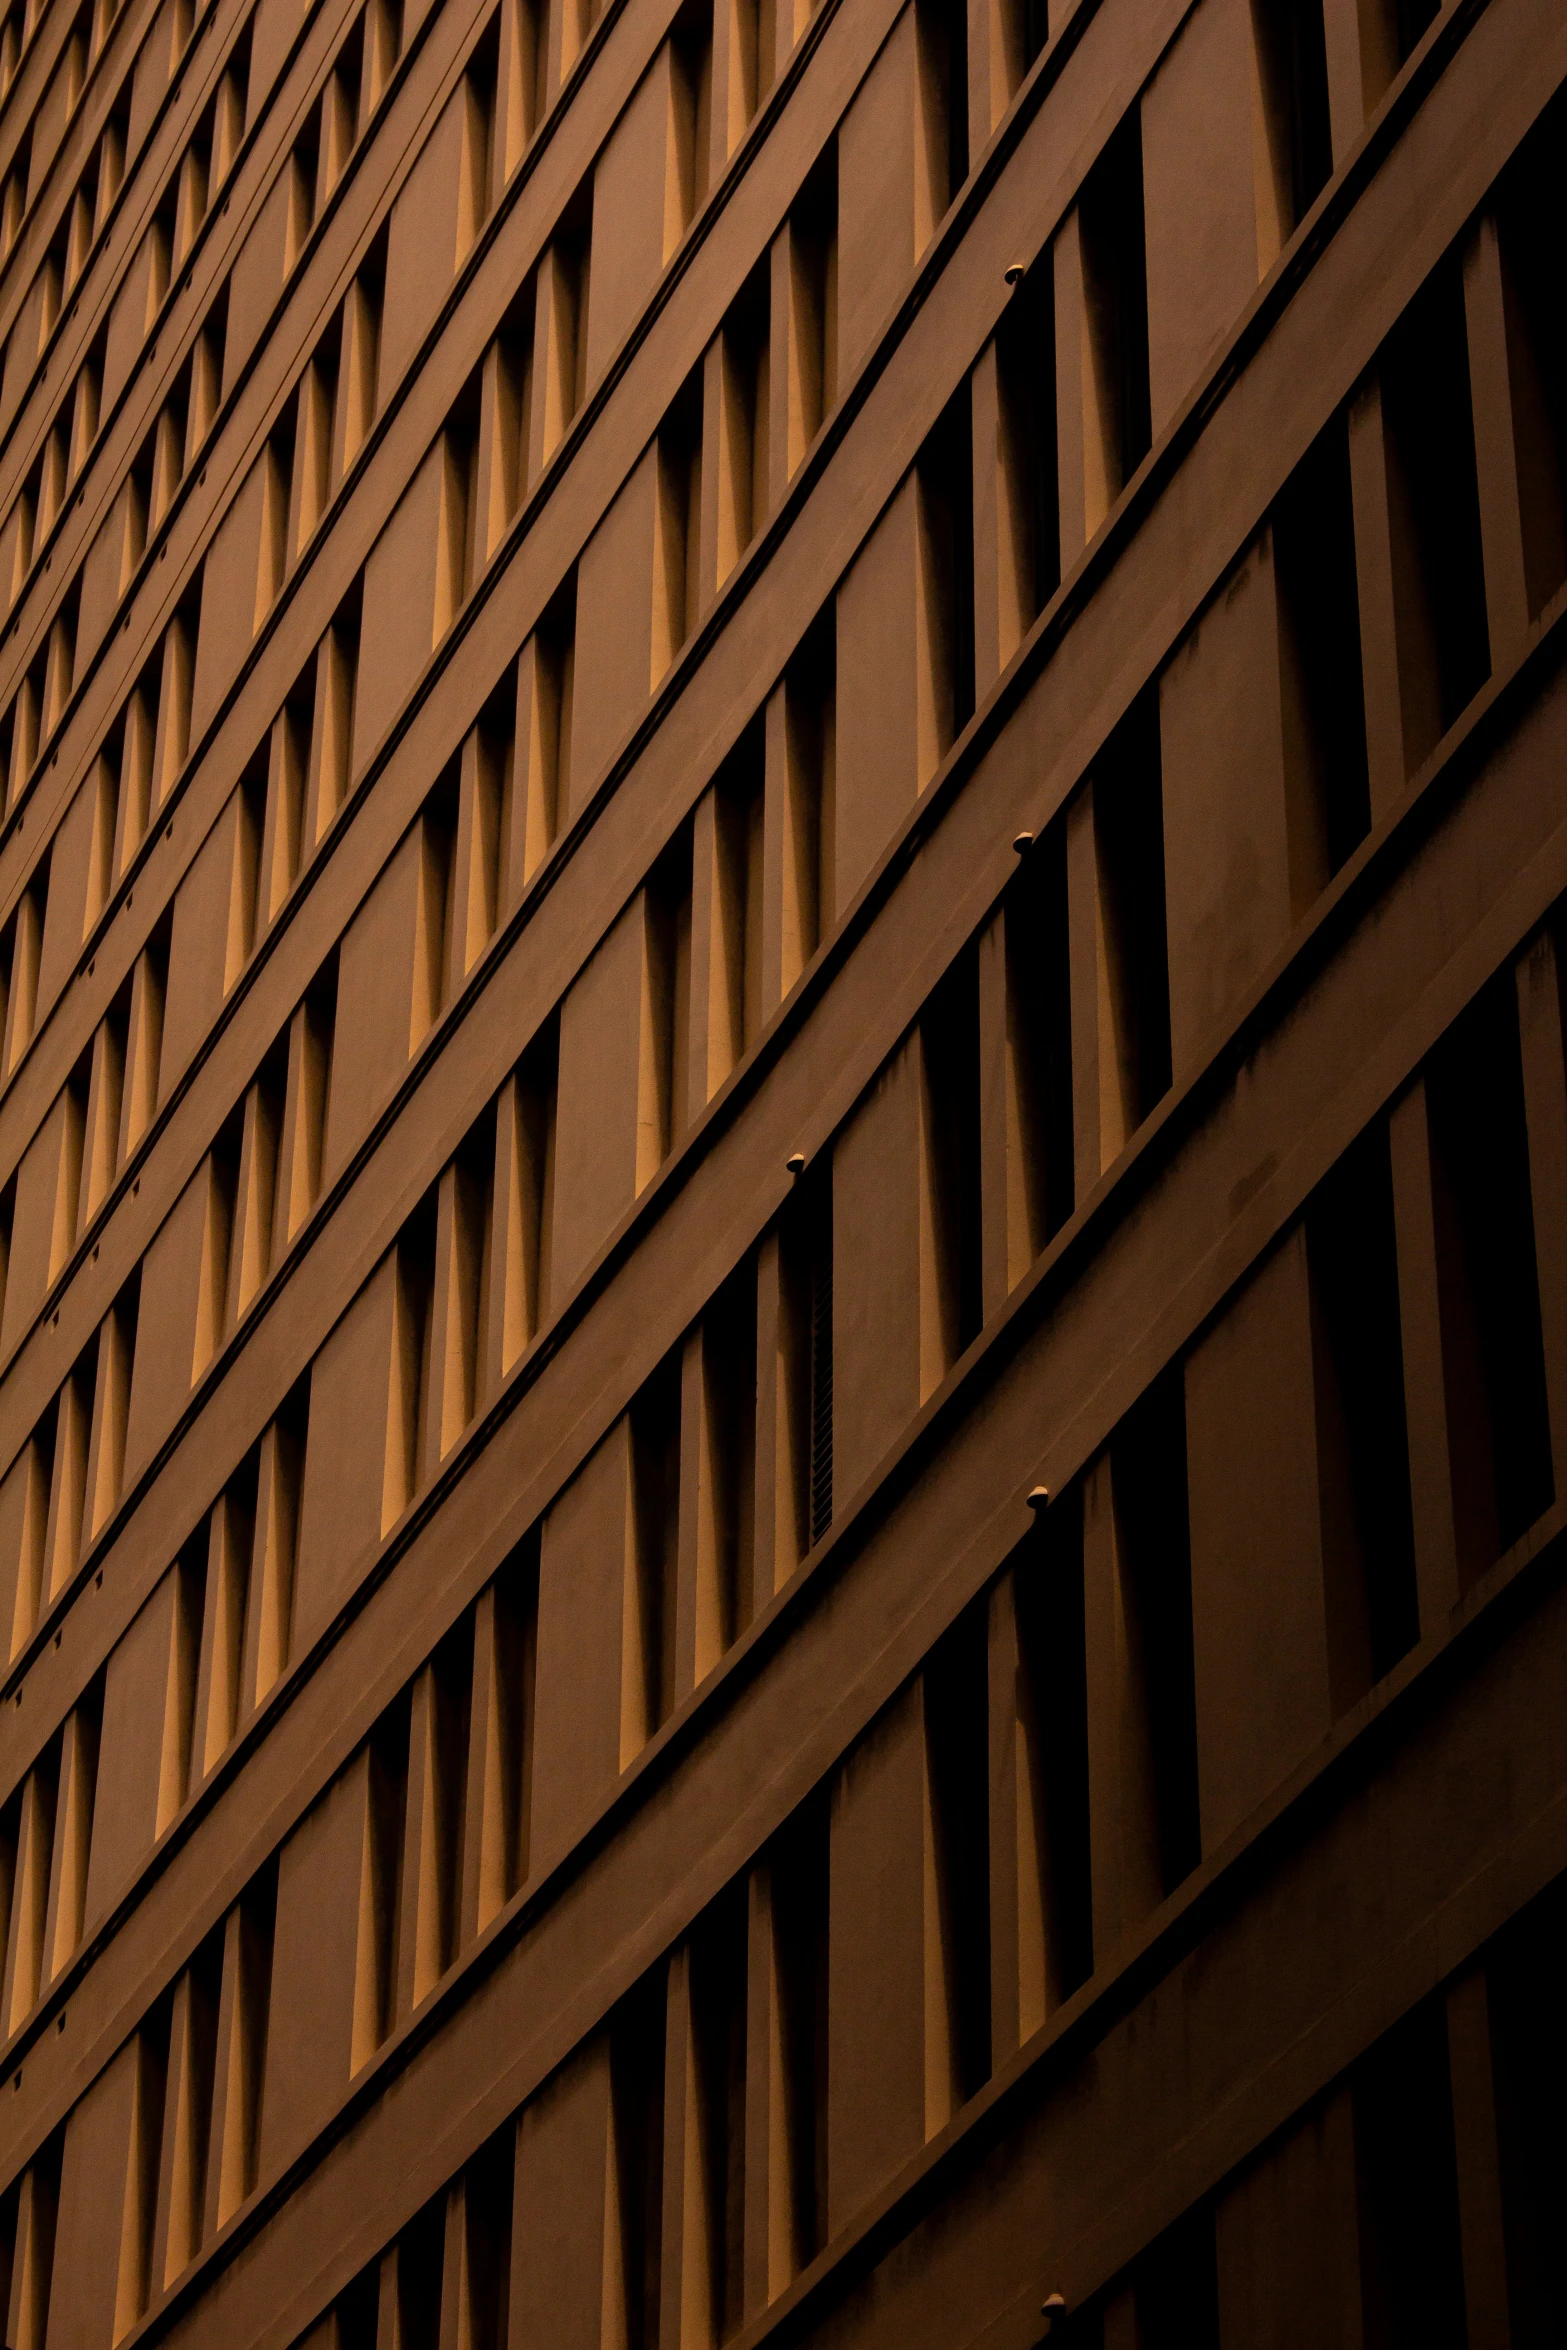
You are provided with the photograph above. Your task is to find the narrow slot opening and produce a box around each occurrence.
[915,0,968,234]
[643,822,694,1169]
[655,370,704,677]
[712,721,764,1079]
[781,1164,833,1558]
[1379,255,1491,775]
[781,616,835,986]
[1005,822,1074,1261]
[1094,691,1171,1132]
[1305,1121,1419,1712]
[996,257,1060,626]
[1351,1997,1466,2347]
[787,148,837,473]
[357,1692,410,2067]
[924,1596,992,2114]
[700,1258,756,1666]
[389,1191,438,1525]
[1251,0,1333,263]
[1013,1486,1093,2014]
[1424,972,1553,1583]
[1273,414,1370,908]
[608,1966,667,2350]
[1485,1874,1567,2343]
[917,380,977,766]
[921,945,983,1375]
[1496,94,1567,620]
[1079,115,1152,510]
[718,262,769,583]
[686,1884,748,2344]
[628,1352,681,1754]
[462,2129,514,2350]
[1109,1369,1201,1909]
[770,1790,829,2277]
[395,2192,446,2350]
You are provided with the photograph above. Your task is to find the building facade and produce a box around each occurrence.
[0,0,1561,2340]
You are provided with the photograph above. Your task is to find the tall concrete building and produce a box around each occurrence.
[0,0,1561,2338]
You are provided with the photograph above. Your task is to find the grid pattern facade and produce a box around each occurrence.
[0,0,1561,2342]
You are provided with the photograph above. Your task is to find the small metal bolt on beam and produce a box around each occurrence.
[786,1151,806,1176]
[1027,1486,1050,1511]
[1004,261,1026,285]
[1013,830,1035,854]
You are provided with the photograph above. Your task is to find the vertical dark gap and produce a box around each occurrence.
[1015,1485,1093,2004]
[997,258,1060,622]
[720,724,766,1060]
[1352,1998,1468,2350]
[463,2127,514,2350]
[495,1529,539,1898]
[807,1172,834,1546]
[337,2261,382,2350]
[1496,92,1567,621]
[420,764,460,1028]
[430,1612,474,1978]
[1094,691,1171,1122]
[444,371,483,616]
[185,1923,224,2246]
[631,1351,682,1739]
[1424,972,1553,1584]
[1006,823,1074,1251]
[922,945,984,1367]
[689,1883,748,2343]
[784,615,835,973]
[645,822,693,1165]
[465,9,500,232]
[1134,2203,1221,2350]
[1392,0,1438,67]
[396,1188,439,1505]
[790,148,839,449]
[1078,114,1151,495]
[130,1992,173,2322]
[0,2176,16,2342]
[555,182,593,424]
[1253,0,1333,237]
[170,1535,208,1818]
[669,0,713,230]
[1273,413,1371,907]
[1486,1874,1567,2350]
[722,264,770,566]
[924,1595,992,2106]
[916,0,967,214]
[705,1259,756,1651]
[367,1690,411,2052]
[771,1788,830,2273]
[1380,255,1491,775]
[918,381,977,749]
[610,1965,668,2350]
[396,2190,446,2350]
[1110,1368,1201,1899]
[658,369,705,663]
[24,2129,61,2346]
[1306,1121,1419,1713]
[237,1857,278,2200]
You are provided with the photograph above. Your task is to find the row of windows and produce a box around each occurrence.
[0,0,407,793]
[4,45,1564,1793]
[1,922,1557,2342]
[0,636,1557,2206]
[0,0,210,469]
[0,0,878,953]
[0,76,1559,2348]
[0,0,125,266]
